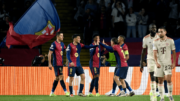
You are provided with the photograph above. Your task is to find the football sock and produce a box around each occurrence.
[51,80,58,93]
[118,85,123,91]
[79,84,84,93]
[60,80,67,93]
[89,78,95,93]
[151,81,156,97]
[164,80,168,93]
[112,80,117,93]
[167,83,173,96]
[125,80,132,92]
[95,77,99,93]
[123,88,127,93]
[69,86,73,94]
[158,84,164,99]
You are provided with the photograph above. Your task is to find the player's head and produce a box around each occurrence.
[149,24,156,37]
[158,27,167,38]
[118,35,125,43]
[72,34,81,43]
[92,33,100,42]
[111,37,118,46]
[56,31,64,41]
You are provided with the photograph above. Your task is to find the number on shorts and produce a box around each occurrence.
[70,68,72,74]
[94,68,97,73]
[165,65,171,71]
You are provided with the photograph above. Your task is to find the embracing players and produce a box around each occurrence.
[66,34,97,97]
[140,24,159,101]
[100,38,129,97]
[153,27,176,101]
[108,35,134,96]
[48,31,69,96]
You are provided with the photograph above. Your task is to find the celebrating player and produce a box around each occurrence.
[48,31,69,96]
[153,27,176,101]
[140,24,159,101]
[100,38,129,97]
[66,34,97,97]
[88,34,104,97]
[108,35,134,96]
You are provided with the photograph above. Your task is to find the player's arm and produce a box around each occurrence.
[83,45,98,49]
[89,44,96,56]
[171,40,176,69]
[66,45,74,67]
[48,50,53,70]
[140,38,147,72]
[99,42,114,52]
[153,41,161,68]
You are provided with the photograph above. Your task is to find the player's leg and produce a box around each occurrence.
[124,80,135,96]
[58,67,69,96]
[94,67,100,96]
[108,67,118,96]
[164,65,174,101]
[77,67,86,97]
[88,67,95,96]
[68,67,75,97]
[163,76,168,97]
[149,72,157,101]
[50,66,60,96]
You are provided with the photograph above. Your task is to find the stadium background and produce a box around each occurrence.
[0,0,180,96]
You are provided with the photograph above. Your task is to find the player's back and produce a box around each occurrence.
[112,45,128,67]
[143,34,159,60]
[153,37,175,65]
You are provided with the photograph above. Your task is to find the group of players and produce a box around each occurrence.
[48,23,176,101]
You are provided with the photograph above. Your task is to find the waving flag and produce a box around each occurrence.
[6,0,60,49]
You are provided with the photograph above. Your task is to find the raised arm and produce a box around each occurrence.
[99,43,114,52]
[66,45,72,63]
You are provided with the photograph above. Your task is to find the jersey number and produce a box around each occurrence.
[160,47,166,54]
[121,50,127,62]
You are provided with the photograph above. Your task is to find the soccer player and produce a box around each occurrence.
[88,34,104,97]
[100,38,129,97]
[66,34,97,97]
[108,35,135,96]
[48,31,69,96]
[140,24,159,101]
[153,27,176,101]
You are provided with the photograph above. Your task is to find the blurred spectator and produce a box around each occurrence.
[85,0,98,18]
[0,4,9,23]
[137,8,148,38]
[83,8,94,44]
[156,0,169,28]
[169,0,179,30]
[126,7,137,38]
[74,1,85,29]
[0,16,9,42]
[101,53,111,66]
[97,0,111,8]
[31,54,48,66]
[112,0,125,10]
[127,0,133,9]
[111,0,125,37]
[99,6,108,37]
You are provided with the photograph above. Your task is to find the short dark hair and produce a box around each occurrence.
[118,35,126,41]
[111,37,118,44]
[159,27,166,31]
[56,31,63,37]
[72,34,80,39]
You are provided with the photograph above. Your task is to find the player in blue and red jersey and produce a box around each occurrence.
[66,34,97,97]
[99,38,129,97]
[87,34,104,97]
[108,35,135,96]
[48,32,70,96]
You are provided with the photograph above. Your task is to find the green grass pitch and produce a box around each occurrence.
[0,95,180,101]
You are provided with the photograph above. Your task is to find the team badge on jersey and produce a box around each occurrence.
[61,51,63,56]
[166,43,169,46]
[75,53,79,57]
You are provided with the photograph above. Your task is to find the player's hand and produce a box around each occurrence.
[97,39,100,45]
[102,39,105,44]
[70,62,75,67]
[49,64,53,70]
[140,67,143,73]
[140,61,143,72]
[156,63,161,68]
[171,63,175,69]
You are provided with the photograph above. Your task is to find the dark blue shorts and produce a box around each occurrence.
[68,67,84,77]
[115,67,128,79]
[54,66,63,76]
[90,67,100,76]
